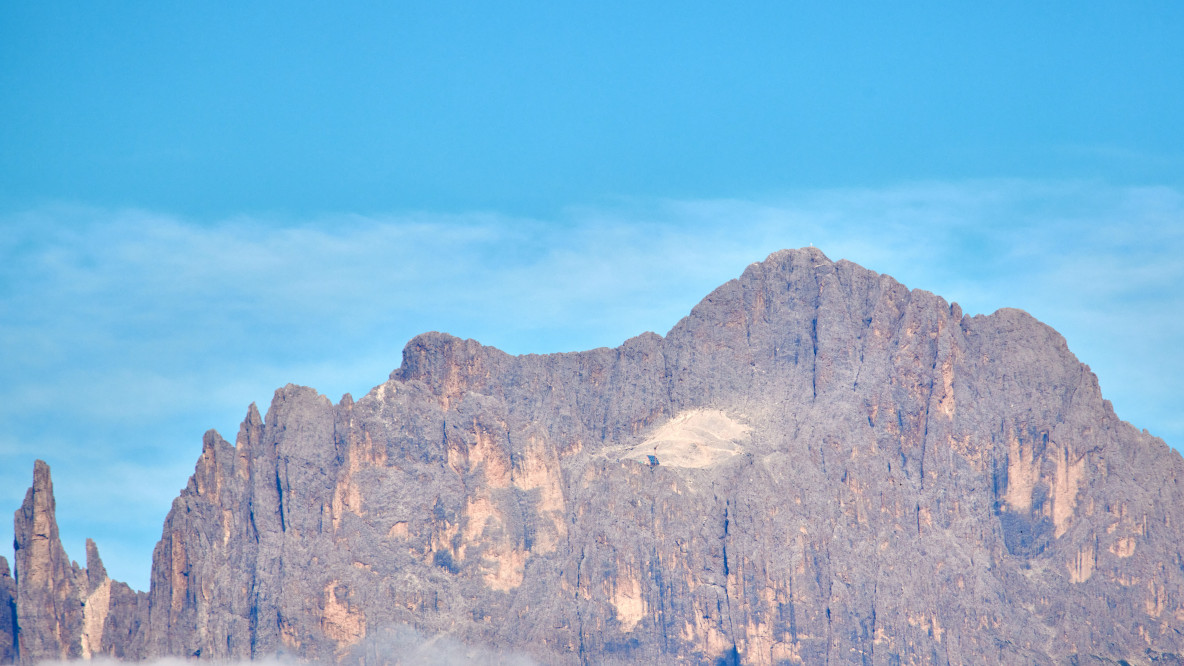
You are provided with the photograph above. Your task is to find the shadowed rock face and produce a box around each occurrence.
[0,557,15,664]
[8,248,1184,665]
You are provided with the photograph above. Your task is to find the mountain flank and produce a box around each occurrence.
[6,247,1184,665]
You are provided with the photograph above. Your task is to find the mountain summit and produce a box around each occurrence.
[6,248,1183,664]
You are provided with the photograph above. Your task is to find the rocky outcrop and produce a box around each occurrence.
[0,557,16,664]
[8,248,1184,664]
[9,462,146,664]
[13,460,84,662]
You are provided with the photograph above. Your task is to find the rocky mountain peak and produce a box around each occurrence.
[390,331,514,408]
[84,540,106,595]
[10,462,145,664]
[5,249,1183,665]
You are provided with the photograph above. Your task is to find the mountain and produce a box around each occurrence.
[6,247,1184,665]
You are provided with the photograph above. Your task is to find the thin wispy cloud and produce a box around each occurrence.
[1,179,1180,590]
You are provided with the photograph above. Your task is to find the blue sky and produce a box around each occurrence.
[1,3,1182,590]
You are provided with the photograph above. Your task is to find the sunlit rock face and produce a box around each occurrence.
[9,462,146,664]
[9,247,1184,664]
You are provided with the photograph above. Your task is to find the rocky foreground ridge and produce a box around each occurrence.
[4,248,1184,665]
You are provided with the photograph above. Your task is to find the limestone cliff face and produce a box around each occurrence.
[8,248,1184,664]
[0,557,16,664]
[13,460,84,662]
[9,462,146,664]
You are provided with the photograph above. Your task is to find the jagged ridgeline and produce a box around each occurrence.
[5,248,1184,665]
